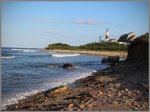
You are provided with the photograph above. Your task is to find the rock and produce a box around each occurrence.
[114,101,120,105]
[88,104,93,108]
[63,63,75,69]
[101,57,108,63]
[101,56,120,65]
[125,88,129,92]
[80,104,85,109]
[107,94,112,97]
[68,104,74,108]
[107,56,120,63]
[68,104,74,111]
[47,86,69,97]
[99,92,103,95]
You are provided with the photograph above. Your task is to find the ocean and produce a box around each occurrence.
[1,47,109,107]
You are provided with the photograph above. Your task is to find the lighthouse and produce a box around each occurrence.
[105,28,109,41]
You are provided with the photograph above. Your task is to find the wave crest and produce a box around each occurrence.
[11,49,37,52]
[52,53,80,57]
[2,56,15,59]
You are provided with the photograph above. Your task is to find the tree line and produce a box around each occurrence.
[45,42,128,51]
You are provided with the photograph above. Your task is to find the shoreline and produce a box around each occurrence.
[42,49,127,58]
[5,61,148,111]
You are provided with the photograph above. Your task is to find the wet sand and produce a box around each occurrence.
[5,61,148,111]
[42,49,127,58]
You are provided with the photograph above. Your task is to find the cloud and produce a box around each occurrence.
[73,20,105,25]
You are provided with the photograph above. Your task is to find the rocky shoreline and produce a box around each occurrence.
[4,60,148,111]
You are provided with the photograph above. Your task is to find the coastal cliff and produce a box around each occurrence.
[127,33,149,63]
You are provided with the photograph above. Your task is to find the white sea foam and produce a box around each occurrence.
[11,48,37,52]
[2,90,41,109]
[11,48,24,51]
[43,69,96,89]
[2,56,15,59]
[22,49,37,52]
[52,53,80,57]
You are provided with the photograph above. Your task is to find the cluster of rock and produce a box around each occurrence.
[117,32,136,42]
[101,56,120,66]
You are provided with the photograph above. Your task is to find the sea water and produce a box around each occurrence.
[1,47,109,107]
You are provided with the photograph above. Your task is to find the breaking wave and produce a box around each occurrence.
[22,49,37,52]
[2,90,41,110]
[11,48,24,51]
[2,56,15,59]
[52,53,80,57]
[11,49,37,52]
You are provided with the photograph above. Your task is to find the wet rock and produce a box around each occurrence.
[63,63,75,69]
[47,86,69,97]
[101,56,120,65]
[101,57,108,63]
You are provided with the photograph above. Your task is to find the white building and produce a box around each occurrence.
[117,42,130,46]
[109,39,117,42]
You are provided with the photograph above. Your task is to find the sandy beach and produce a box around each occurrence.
[5,60,148,111]
[42,49,128,58]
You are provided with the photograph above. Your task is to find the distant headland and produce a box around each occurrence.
[43,33,148,58]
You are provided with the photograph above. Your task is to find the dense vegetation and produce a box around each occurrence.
[45,42,127,51]
[45,33,149,51]
[45,43,73,50]
[134,33,149,42]
[78,42,127,51]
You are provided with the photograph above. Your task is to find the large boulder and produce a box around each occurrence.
[101,56,120,65]
[63,63,74,69]
[118,32,136,42]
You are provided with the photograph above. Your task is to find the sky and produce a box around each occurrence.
[2,1,149,48]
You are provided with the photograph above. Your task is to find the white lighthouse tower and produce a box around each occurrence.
[105,28,109,41]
